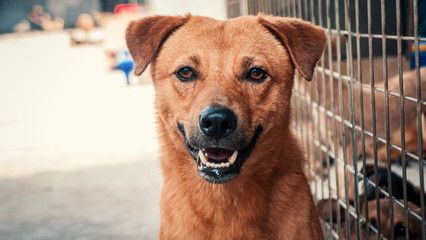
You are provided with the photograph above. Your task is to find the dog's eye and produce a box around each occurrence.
[394,223,408,237]
[246,67,267,82]
[175,67,197,81]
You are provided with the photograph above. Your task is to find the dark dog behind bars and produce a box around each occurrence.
[227,0,426,239]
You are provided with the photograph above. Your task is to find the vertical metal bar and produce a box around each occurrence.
[284,0,288,17]
[304,0,319,202]
[344,0,361,239]
[303,0,308,21]
[278,0,283,16]
[267,0,272,14]
[274,0,278,16]
[285,0,290,17]
[395,0,410,239]
[294,0,309,198]
[282,0,286,16]
[297,0,302,18]
[286,0,289,16]
[313,75,324,201]
[278,0,281,16]
[262,0,266,13]
[301,75,312,202]
[380,1,395,239]
[334,0,352,238]
[310,0,324,201]
[327,0,341,237]
[259,0,264,13]
[265,0,274,14]
[413,0,426,238]
[354,0,369,238]
[296,84,304,176]
[283,0,287,16]
[256,0,260,14]
[251,0,255,14]
[309,73,319,202]
[300,0,322,202]
[265,0,270,14]
[301,0,313,198]
[367,0,382,236]
[318,0,334,236]
[266,0,269,13]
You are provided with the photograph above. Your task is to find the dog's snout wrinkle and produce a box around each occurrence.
[199,106,237,141]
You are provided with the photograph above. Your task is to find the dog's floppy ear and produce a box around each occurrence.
[125,15,190,76]
[258,16,327,81]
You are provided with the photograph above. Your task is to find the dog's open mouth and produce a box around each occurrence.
[178,124,262,184]
[198,148,238,168]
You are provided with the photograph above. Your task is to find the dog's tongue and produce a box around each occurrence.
[204,148,234,160]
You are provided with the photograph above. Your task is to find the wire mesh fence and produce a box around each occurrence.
[227,0,426,239]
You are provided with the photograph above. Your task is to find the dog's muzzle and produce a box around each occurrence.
[178,106,262,184]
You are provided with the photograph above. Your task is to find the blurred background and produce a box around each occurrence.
[1,0,426,239]
[0,0,226,239]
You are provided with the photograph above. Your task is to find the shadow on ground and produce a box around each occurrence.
[0,153,161,240]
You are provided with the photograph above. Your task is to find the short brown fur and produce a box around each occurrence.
[126,14,326,239]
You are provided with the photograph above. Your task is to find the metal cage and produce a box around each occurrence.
[227,0,426,239]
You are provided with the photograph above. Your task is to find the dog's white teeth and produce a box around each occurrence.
[228,151,238,165]
[204,161,231,168]
[200,150,236,168]
[198,150,208,164]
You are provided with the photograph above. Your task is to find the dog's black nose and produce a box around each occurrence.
[199,106,237,140]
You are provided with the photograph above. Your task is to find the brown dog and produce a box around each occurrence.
[333,68,426,200]
[317,198,423,239]
[301,58,426,165]
[126,14,326,239]
[316,166,425,239]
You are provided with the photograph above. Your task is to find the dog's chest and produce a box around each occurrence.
[161,184,275,239]
[163,216,273,239]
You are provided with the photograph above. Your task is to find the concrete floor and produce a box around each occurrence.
[0,31,161,239]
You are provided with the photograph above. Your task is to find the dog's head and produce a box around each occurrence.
[126,15,326,183]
